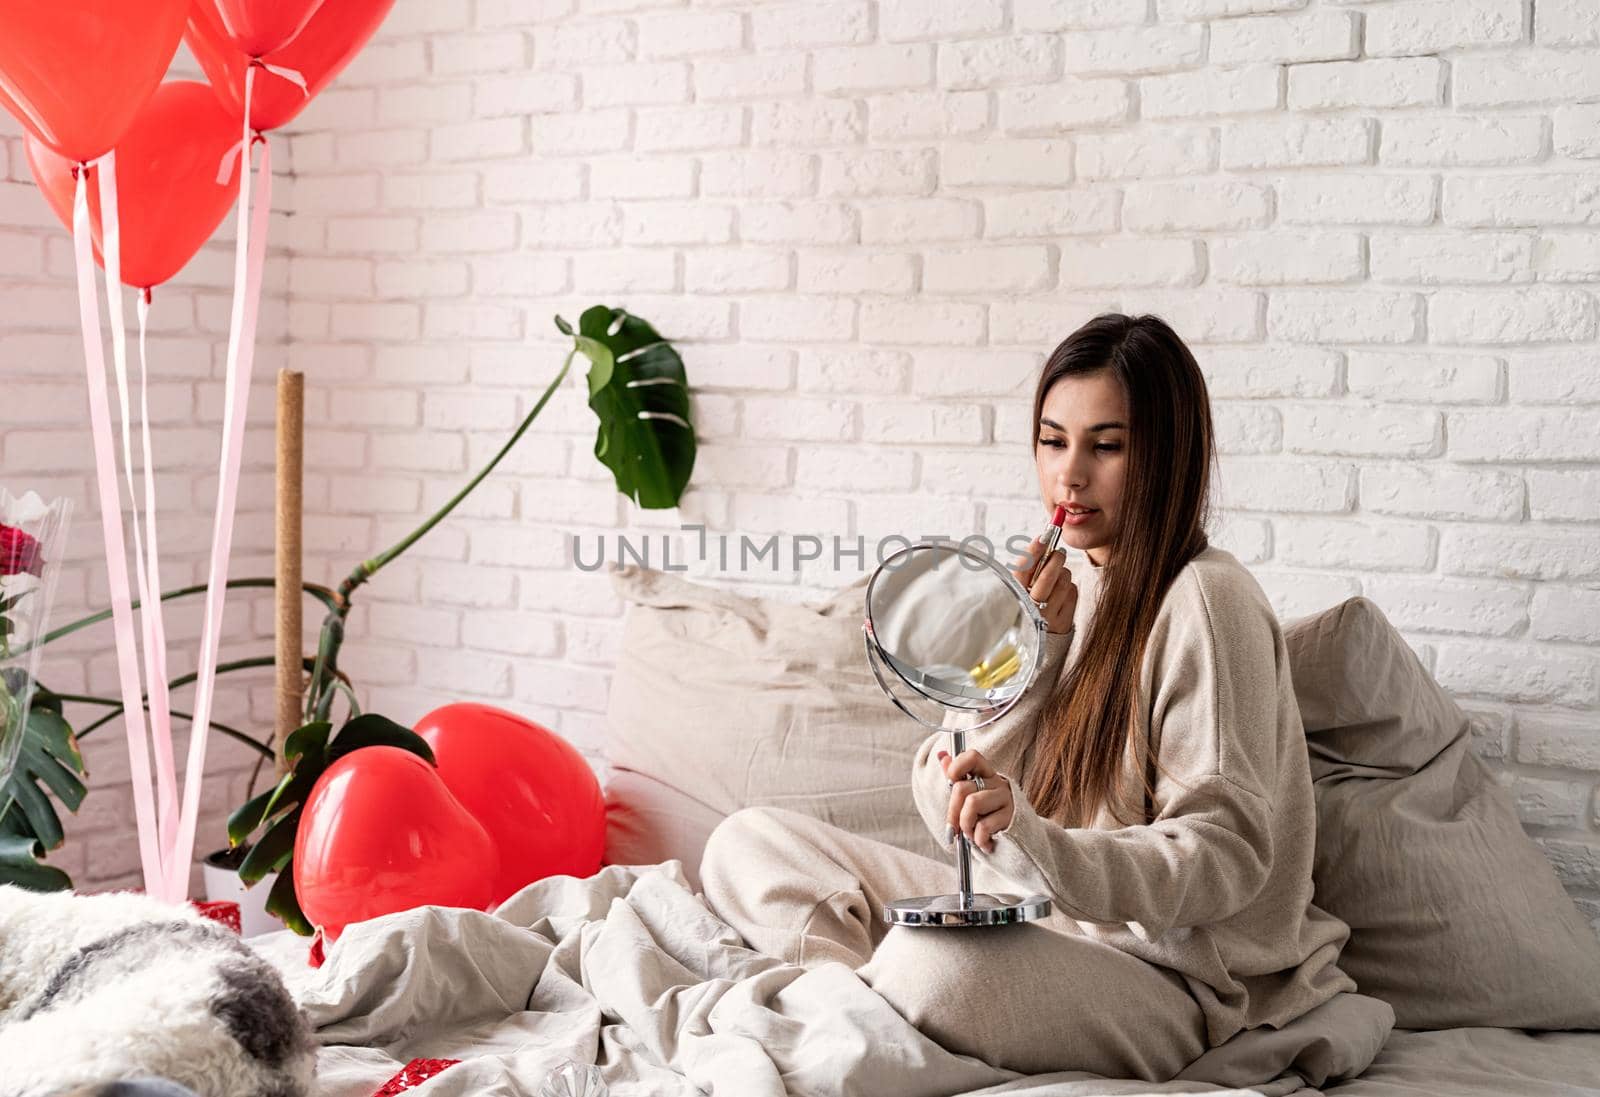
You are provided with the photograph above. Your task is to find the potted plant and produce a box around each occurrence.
[0,306,695,927]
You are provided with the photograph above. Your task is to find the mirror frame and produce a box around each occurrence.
[861,540,1048,731]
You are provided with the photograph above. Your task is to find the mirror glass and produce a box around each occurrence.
[863,542,1045,726]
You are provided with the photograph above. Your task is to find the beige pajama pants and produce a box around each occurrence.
[698,805,1208,1083]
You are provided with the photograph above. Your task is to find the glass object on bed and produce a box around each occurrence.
[862,540,1052,929]
[538,1059,608,1097]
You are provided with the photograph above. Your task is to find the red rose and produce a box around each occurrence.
[0,523,43,578]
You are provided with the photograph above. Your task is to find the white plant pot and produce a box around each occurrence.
[202,849,286,938]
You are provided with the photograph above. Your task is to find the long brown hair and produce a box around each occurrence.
[1023,313,1217,828]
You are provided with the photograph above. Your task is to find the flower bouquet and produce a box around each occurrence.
[1,490,77,826]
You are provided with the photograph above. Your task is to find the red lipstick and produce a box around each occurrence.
[1026,505,1066,588]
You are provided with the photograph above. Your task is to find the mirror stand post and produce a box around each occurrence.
[950,726,975,907]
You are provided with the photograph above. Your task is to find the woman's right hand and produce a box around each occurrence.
[1012,538,1077,635]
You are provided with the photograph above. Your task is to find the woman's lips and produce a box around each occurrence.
[1062,508,1098,526]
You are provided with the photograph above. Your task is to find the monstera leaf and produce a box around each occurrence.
[229,711,435,936]
[0,672,86,891]
[556,305,695,509]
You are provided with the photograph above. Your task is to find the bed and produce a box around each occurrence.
[252,857,1600,1097]
[253,563,1600,1096]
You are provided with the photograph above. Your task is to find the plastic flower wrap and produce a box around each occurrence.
[536,1059,607,1097]
[0,489,72,788]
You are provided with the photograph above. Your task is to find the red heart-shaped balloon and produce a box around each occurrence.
[26,81,242,291]
[204,0,328,59]
[186,0,396,133]
[417,703,606,907]
[0,0,189,163]
[295,746,499,944]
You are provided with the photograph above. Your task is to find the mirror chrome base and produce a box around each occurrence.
[883,892,1052,927]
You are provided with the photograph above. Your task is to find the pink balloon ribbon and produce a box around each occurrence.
[135,286,178,855]
[97,153,181,858]
[71,165,167,895]
[168,65,272,899]
[65,78,277,900]
[211,63,303,186]
[257,59,308,94]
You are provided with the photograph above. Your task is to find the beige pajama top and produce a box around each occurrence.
[911,543,1356,1048]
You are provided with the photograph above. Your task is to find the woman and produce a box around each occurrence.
[699,313,1355,1082]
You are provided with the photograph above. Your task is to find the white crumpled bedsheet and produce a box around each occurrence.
[249,860,1599,1097]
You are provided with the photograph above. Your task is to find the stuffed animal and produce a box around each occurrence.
[56,1083,199,1097]
[0,886,315,1097]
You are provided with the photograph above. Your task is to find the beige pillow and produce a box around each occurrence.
[1284,596,1600,1030]
[601,565,944,881]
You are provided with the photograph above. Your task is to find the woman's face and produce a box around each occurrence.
[1035,370,1128,568]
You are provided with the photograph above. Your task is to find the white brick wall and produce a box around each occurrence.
[3,1,1599,923]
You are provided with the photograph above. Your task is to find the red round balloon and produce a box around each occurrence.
[0,0,189,163]
[186,0,396,133]
[26,82,242,291]
[295,746,499,944]
[416,703,606,907]
[205,0,328,59]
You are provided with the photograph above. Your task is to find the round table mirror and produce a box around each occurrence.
[862,540,1053,928]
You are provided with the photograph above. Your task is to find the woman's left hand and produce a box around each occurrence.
[939,747,1013,853]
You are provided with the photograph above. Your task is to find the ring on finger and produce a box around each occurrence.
[972,775,986,791]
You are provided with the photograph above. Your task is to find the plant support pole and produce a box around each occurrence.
[275,370,304,777]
